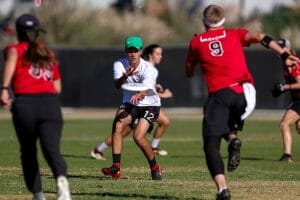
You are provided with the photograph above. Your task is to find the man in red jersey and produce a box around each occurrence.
[185,4,299,200]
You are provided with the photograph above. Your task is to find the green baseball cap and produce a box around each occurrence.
[124,36,143,50]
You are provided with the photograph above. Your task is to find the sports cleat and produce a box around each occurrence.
[102,166,121,179]
[152,147,168,156]
[279,154,293,163]
[57,176,72,200]
[216,189,231,200]
[151,167,162,181]
[227,138,242,172]
[90,148,106,160]
[32,191,46,200]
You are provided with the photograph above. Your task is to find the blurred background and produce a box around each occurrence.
[0,0,300,109]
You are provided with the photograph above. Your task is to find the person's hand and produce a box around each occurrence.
[163,89,173,98]
[124,67,138,78]
[271,82,285,98]
[0,89,12,109]
[130,91,147,105]
[156,84,164,93]
[284,54,299,67]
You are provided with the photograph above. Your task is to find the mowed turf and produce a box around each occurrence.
[0,118,300,200]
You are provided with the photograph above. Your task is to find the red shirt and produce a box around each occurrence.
[185,28,254,94]
[4,41,60,95]
[283,61,300,97]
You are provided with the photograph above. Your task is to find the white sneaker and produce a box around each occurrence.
[32,191,46,200]
[152,148,168,156]
[57,176,71,200]
[90,148,106,160]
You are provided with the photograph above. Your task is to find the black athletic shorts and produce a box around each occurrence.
[120,103,160,132]
[288,97,300,115]
[203,88,246,136]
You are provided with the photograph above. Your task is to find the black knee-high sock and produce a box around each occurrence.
[113,154,121,168]
[149,158,159,170]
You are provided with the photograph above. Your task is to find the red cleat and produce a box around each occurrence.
[102,166,121,179]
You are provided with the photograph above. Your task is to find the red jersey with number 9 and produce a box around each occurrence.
[185,28,254,93]
[4,41,60,95]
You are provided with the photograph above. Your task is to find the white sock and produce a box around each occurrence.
[96,142,109,152]
[151,138,160,148]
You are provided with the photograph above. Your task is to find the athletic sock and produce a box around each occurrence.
[151,138,160,148]
[113,154,121,169]
[96,142,109,152]
[218,187,228,193]
[149,159,159,170]
[284,153,292,157]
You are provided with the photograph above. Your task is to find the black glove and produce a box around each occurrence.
[271,82,285,97]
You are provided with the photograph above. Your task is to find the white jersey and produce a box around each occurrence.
[113,57,161,107]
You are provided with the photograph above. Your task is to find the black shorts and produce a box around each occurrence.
[203,88,246,136]
[121,103,160,132]
[288,97,300,115]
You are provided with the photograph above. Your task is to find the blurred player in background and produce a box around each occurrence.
[185,4,298,200]
[101,36,163,180]
[0,14,71,200]
[271,39,300,163]
[143,44,173,155]
[91,44,172,160]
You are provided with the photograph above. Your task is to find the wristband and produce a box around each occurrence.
[260,35,273,48]
[280,52,290,62]
[0,86,9,90]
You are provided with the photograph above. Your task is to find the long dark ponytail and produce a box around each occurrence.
[19,31,57,69]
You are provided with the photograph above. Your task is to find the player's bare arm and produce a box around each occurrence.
[1,47,17,109]
[130,90,147,104]
[158,88,173,99]
[114,67,138,89]
[285,76,300,90]
[245,32,299,66]
[53,79,62,94]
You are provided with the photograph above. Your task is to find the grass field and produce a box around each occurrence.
[1,116,300,200]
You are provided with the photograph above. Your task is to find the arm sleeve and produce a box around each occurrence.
[113,61,126,80]
[52,64,61,80]
[142,67,157,95]
[238,29,251,47]
[291,61,300,78]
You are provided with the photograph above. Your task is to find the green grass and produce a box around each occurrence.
[1,119,300,199]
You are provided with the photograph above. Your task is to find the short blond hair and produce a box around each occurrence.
[203,4,225,25]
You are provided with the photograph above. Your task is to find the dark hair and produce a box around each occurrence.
[15,14,55,69]
[142,44,161,61]
[18,31,57,69]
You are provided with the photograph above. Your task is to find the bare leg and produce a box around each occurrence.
[280,109,299,156]
[133,119,154,160]
[133,118,162,180]
[153,110,170,139]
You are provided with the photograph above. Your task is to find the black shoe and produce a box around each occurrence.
[216,189,231,200]
[279,154,293,163]
[227,138,242,172]
[151,168,162,181]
